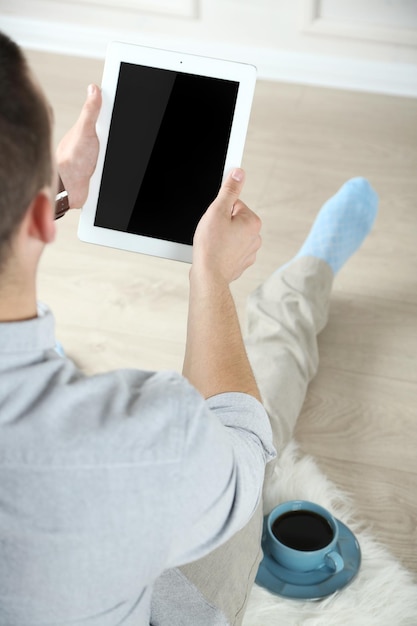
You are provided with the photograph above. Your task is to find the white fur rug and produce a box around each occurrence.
[243,442,417,626]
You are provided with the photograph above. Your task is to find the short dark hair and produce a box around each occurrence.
[0,31,53,267]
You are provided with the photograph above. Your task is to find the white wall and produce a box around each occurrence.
[1,0,417,97]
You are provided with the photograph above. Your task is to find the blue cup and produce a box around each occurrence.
[266,500,344,573]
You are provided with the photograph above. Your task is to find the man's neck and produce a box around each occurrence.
[0,204,48,322]
[0,275,38,323]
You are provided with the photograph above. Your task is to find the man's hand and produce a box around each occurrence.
[183,169,263,401]
[56,84,102,209]
[192,168,262,285]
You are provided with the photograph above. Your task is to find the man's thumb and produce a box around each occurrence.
[79,84,102,130]
[217,168,245,208]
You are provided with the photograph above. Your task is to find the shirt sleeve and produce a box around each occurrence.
[165,387,276,568]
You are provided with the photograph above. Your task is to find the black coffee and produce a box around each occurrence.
[271,510,334,551]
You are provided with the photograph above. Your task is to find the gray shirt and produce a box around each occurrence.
[0,305,275,625]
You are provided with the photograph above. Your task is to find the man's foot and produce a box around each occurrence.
[296,177,378,273]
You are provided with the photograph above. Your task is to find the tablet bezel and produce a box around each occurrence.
[78,42,257,263]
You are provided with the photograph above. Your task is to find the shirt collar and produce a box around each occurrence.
[0,303,56,354]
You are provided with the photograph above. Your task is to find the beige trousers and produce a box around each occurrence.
[151,257,334,626]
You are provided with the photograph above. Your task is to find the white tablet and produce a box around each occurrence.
[78,42,257,263]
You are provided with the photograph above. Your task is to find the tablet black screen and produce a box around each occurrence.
[94,62,239,246]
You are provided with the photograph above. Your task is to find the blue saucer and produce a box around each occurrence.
[255,517,361,600]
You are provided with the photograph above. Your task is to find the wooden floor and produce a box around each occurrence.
[26,50,417,576]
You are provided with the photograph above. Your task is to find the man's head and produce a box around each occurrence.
[0,31,54,269]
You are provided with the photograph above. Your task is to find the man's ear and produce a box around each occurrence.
[25,189,56,244]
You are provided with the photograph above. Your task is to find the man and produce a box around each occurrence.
[0,32,378,625]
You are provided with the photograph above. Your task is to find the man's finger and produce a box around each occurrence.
[78,84,102,133]
[216,168,245,209]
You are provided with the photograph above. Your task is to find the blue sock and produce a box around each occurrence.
[296,177,378,274]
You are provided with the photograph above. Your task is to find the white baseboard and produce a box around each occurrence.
[2,15,417,98]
